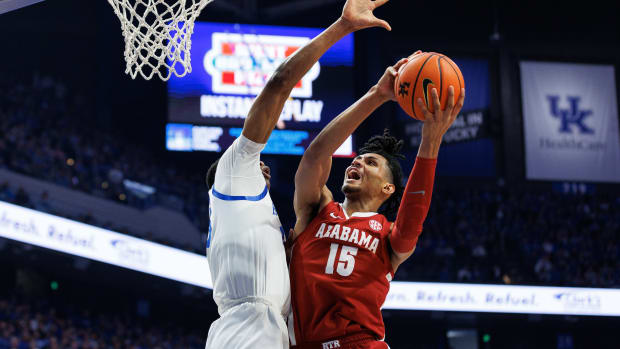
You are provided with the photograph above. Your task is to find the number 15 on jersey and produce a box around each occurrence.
[325,243,358,277]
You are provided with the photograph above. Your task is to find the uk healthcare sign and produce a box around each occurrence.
[520,61,620,182]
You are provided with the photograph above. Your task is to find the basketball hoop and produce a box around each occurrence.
[107,0,214,81]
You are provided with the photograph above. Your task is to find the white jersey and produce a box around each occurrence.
[205,135,290,349]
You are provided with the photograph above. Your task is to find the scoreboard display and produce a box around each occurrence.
[167,22,355,156]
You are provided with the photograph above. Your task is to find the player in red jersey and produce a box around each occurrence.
[289,54,466,347]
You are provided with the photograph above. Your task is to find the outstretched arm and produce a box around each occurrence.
[293,57,409,236]
[390,86,466,270]
[242,0,392,144]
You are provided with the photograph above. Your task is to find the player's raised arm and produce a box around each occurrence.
[389,86,465,269]
[242,0,392,144]
[293,57,408,235]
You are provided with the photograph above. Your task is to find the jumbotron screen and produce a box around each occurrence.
[167,22,355,156]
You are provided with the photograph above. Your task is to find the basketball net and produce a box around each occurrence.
[107,0,214,81]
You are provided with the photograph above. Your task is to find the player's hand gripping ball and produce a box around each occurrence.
[394,52,465,121]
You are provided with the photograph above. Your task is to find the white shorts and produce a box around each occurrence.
[205,301,289,349]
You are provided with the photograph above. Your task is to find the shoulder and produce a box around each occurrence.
[292,187,334,234]
[292,199,339,242]
[363,214,392,240]
[319,200,342,218]
[353,212,390,225]
[372,214,390,230]
[310,186,335,216]
[228,134,266,158]
[306,199,341,225]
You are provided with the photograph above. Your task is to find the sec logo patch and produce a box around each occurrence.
[369,219,382,232]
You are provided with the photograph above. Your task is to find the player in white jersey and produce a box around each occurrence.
[203,1,393,348]
[206,136,290,348]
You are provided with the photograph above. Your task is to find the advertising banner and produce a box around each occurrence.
[384,281,620,317]
[0,201,212,289]
[4,200,620,316]
[167,22,355,156]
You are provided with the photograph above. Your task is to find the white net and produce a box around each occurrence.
[107,0,214,81]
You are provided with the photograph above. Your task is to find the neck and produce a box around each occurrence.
[342,196,382,217]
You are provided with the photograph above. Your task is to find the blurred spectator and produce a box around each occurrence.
[400,184,620,288]
[0,296,204,349]
[32,192,51,214]
[534,255,553,282]
[0,72,210,236]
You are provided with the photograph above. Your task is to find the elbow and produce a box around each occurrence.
[266,65,293,92]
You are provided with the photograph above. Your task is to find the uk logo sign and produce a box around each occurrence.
[204,32,320,98]
[547,95,594,134]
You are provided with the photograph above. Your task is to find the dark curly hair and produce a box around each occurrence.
[358,129,405,220]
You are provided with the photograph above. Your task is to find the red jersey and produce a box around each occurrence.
[289,201,394,345]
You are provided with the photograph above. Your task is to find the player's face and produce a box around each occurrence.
[342,153,392,198]
[260,161,271,190]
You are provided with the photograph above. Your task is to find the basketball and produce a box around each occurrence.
[394,52,465,121]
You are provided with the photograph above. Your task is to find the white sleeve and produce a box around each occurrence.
[212,135,267,197]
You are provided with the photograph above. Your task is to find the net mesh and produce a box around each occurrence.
[107,0,214,81]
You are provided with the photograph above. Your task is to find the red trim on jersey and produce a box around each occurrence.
[391,156,437,253]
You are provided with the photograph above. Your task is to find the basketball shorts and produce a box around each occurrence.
[205,301,288,349]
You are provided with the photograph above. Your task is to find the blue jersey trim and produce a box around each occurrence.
[211,185,268,201]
